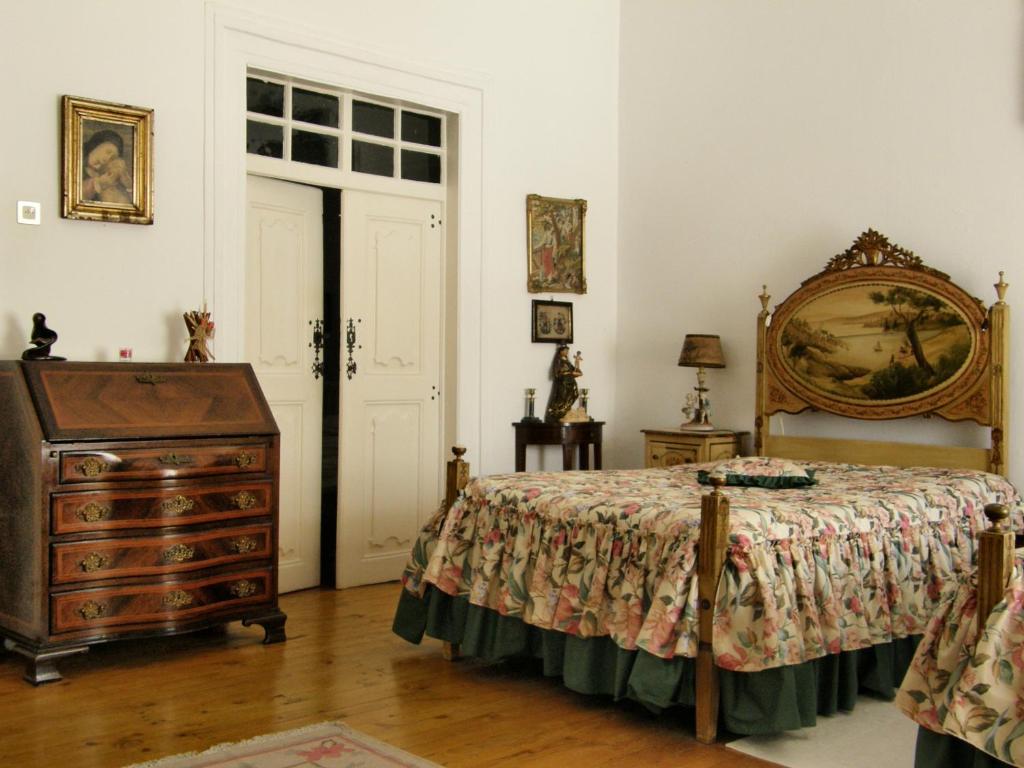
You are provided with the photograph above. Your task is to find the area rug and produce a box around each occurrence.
[124,721,442,768]
[726,697,917,768]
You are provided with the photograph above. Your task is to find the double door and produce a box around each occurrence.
[246,176,442,591]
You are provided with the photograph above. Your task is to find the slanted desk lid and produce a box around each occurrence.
[21,362,278,441]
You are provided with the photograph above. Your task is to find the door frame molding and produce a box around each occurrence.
[205,3,485,463]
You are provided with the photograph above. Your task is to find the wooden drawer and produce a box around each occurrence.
[51,570,271,634]
[51,524,272,584]
[60,443,268,485]
[52,482,272,534]
[707,439,739,461]
[647,441,700,467]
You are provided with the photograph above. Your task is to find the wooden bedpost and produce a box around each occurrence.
[977,502,1014,622]
[695,476,730,744]
[754,285,771,456]
[988,272,1009,475]
[442,446,470,662]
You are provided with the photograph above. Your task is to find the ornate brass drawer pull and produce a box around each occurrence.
[230,580,258,598]
[159,495,195,515]
[159,453,195,466]
[231,536,258,555]
[79,552,110,572]
[79,601,106,620]
[231,491,257,510]
[234,451,256,469]
[77,502,112,523]
[135,374,167,385]
[76,457,109,477]
[162,543,196,563]
[162,590,193,609]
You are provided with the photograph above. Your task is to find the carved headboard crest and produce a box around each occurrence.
[817,228,949,282]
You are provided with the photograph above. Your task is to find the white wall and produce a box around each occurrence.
[1,0,620,475]
[616,0,1024,483]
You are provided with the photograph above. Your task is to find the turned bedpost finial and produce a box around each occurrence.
[451,445,467,460]
[758,285,770,312]
[708,475,726,495]
[995,271,1008,303]
[984,502,1009,532]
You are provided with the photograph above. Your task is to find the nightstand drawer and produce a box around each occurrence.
[707,440,739,461]
[647,441,700,467]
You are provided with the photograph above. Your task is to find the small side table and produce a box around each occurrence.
[514,420,604,472]
[642,428,747,468]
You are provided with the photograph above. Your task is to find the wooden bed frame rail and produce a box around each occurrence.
[435,446,1015,743]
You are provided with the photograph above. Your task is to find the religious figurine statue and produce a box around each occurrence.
[545,344,584,423]
[184,305,215,363]
[21,313,66,361]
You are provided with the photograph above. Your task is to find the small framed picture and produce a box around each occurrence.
[532,299,573,343]
[526,194,587,294]
[62,95,153,224]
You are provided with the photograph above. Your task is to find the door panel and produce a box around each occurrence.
[245,175,323,593]
[339,191,442,587]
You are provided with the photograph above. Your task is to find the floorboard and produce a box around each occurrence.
[0,585,778,767]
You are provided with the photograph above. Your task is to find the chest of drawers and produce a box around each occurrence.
[0,361,286,684]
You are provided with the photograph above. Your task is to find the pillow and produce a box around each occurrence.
[696,456,817,488]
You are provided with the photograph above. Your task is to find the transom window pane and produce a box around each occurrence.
[352,141,394,177]
[401,150,441,183]
[247,121,283,158]
[293,88,339,128]
[292,130,338,168]
[247,78,284,118]
[352,101,394,139]
[401,112,442,147]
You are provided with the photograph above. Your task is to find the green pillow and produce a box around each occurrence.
[696,456,818,488]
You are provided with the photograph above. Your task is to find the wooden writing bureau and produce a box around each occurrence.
[0,361,286,684]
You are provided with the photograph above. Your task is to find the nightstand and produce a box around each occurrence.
[642,428,747,468]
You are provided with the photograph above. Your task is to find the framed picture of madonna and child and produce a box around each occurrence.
[526,193,587,294]
[62,95,153,225]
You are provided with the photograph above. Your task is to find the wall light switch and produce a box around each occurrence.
[17,201,41,225]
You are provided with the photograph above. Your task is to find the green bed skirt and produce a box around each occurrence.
[914,727,1012,768]
[393,586,920,736]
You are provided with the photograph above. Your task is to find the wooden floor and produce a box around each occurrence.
[0,584,778,767]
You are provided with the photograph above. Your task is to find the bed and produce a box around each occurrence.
[393,229,1018,743]
[897,504,1023,767]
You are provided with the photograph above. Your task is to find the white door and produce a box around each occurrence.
[338,190,443,587]
[245,175,323,593]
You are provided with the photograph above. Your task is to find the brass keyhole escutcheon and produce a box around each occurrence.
[79,601,106,620]
[76,457,109,477]
[162,590,193,610]
[79,552,110,572]
[162,544,196,563]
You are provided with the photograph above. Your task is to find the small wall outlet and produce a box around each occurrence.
[17,201,41,225]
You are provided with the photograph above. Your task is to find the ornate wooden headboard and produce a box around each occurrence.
[755,229,1009,474]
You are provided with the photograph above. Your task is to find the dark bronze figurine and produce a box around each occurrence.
[545,344,583,422]
[22,313,66,361]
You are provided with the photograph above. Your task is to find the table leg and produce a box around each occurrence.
[579,444,590,470]
[593,441,602,470]
[516,438,527,472]
[562,443,575,471]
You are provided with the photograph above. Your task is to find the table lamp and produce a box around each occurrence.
[678,334,725,431]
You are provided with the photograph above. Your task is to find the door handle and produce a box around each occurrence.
[345,318,361,380]
[309,319,325,380]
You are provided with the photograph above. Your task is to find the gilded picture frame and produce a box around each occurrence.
[527,194,587,293]
[531,299,573,343]
[62,95,153,225]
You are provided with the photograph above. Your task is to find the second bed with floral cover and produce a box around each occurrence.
[395,459,1020,730]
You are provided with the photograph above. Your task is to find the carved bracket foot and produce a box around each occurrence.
[3,638,88,685]
[242,610,287,644]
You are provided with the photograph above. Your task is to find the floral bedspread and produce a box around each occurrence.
[897,561,1024,767]
[400,462,1020,673]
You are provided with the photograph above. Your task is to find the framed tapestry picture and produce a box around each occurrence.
[531,299,573,343]
[527,194,587,293]
[62,95,154,224]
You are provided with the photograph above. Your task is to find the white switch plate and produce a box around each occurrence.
[17,200,41,225]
